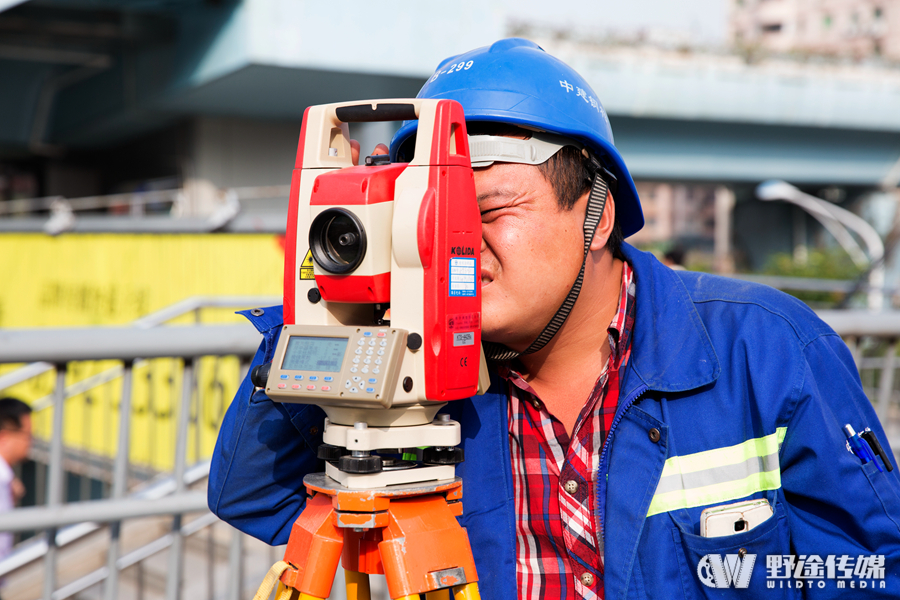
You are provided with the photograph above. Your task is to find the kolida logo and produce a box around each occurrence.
[697,554,757,589]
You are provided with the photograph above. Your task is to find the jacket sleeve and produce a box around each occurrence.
[779,333,900,596]
[207,324,326,546]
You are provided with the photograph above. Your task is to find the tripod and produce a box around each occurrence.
[264,473,481,600]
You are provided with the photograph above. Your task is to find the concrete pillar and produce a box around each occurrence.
[715,185,735,274]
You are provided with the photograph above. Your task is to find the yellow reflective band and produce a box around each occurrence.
[646,427,788,517]
[659,427,787,479]
[647,468,782,516]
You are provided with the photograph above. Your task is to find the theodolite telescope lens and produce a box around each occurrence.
[309,208,367,274]
[337,232,358,247]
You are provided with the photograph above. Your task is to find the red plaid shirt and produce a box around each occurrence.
[501,261,636,600]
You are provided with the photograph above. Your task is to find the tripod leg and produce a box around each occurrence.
[452,583,481,600]
[379,496,478,599]
[425,590,450,600]
[282,494,344,599]
[345,570,372,600]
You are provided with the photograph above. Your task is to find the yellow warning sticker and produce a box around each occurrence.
[300,249,315,280]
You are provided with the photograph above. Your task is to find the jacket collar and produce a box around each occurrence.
[621,243,720,393]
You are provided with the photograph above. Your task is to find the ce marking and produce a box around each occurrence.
[460,357,468,367]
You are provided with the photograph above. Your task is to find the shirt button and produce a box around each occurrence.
[531,400,542,410]
[580,572,595,586]
[564,480,578,494]
[648,428,661,443]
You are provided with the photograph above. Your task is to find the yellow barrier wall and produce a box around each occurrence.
[0,233,284,470]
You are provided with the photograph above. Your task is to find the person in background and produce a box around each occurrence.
[662,246,686,270]
[0,398,32,563]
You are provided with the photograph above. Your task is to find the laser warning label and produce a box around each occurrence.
[449,257,476,297]
[300,250,315,280]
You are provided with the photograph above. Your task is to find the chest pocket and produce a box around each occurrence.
[671,495,795,600]
[649,428,795,599]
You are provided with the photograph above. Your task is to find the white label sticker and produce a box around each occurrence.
[454,332,475,347]
[449,258,477,297]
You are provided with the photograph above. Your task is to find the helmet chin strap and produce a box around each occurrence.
[484,165,610,362]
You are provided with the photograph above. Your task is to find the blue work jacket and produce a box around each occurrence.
[209,244,900,599]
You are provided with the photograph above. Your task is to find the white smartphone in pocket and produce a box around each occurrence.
[700,499,774,537]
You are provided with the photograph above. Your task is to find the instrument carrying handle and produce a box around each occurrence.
[334,103,418,123]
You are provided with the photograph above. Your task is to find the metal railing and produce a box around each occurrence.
[0,323,262,600]
[813,311,900,454]
[0,295,279,394]
[0,185,291,235]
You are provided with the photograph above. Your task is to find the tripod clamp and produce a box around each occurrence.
[273,474,481,600]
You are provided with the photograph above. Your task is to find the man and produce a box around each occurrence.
[0,398,32,563]
[209,39,900,598]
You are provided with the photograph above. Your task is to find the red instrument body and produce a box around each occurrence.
[282,99,481,402]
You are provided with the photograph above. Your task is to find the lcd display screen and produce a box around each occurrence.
[282,336,349,372]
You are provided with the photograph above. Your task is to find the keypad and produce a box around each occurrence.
[273,327,398,400]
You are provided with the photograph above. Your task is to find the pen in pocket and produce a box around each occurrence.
[844,424,884,473]
[861,428,894,472]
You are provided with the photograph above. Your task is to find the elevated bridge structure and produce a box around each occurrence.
[0,0,898,189]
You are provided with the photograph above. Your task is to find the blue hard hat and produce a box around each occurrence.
[390,38,643,238]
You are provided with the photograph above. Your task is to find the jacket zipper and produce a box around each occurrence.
[596,384,648,533]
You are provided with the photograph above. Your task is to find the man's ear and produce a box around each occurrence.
[589,191,615,252]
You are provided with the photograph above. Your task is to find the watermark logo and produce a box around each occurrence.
[697,554,757,589]
[766,555,886,590]
[696,554,886,590]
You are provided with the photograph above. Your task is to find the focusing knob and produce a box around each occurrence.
[317,444,347,462]
[250,363,271,388]
[339,454,383,474]
[422,447,465,465]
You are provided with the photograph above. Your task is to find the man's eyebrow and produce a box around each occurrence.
[477,188,517,204]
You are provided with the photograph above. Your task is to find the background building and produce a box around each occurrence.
[730,0,900,60]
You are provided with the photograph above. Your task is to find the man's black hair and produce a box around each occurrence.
[0,397,32,432]
[467,122,625,260]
